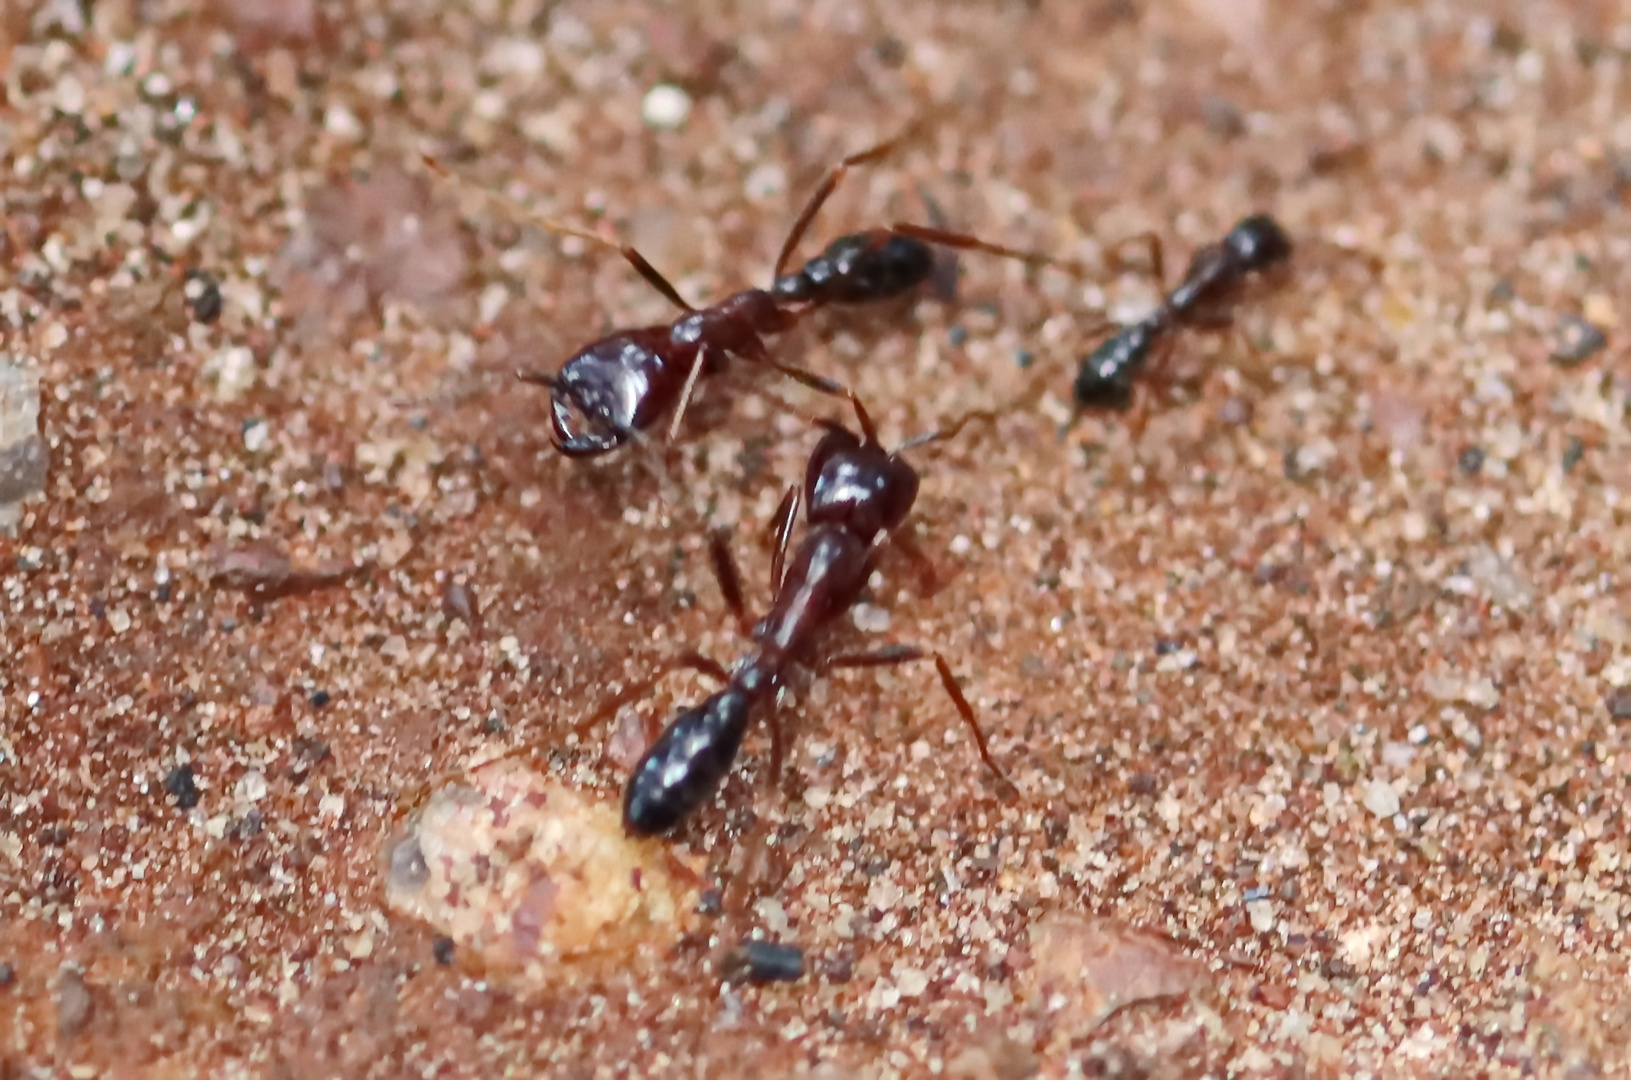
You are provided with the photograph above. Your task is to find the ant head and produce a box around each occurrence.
[535,329,676,456]
[803,395,920,539]
[1225,214,1292,273]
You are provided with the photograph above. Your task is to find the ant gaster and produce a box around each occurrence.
[1071,213,1293,414]
[428,136,1090,457]
[603,393,1007,836]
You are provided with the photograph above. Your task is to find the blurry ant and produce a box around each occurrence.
[579,391,1008,836]
[1070,213,1293,421]
[426,133,1092,457]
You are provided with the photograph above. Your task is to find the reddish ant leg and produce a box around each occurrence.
[706,526,755,636]
[887,528,941,598]
[423,154,697,313]
[666,345,710,443]
[889,222,1099,281]
[821,644,1011,788]
[1102,229,1166,285]
[772,130,917,279]
[766,485,801,596]
[575,651,730,737]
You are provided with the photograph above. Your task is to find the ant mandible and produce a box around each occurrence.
[427,132,1092,457]
[584,391,1008,836]
[1070,213,1293,419]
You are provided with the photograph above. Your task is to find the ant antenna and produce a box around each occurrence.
[421,153,697,313]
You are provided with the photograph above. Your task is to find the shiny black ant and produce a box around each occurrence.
[1071,213,1293,418]
[427,135,1091,457]
[592,391,1007,836]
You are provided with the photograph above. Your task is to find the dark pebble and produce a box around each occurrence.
[0,962,14,986]
[164,764,201,810]
[1550,314,1607,367]
[1153,638,1183,656]
[1562,436,1585,473]
[720,940,805,985]
[1128,773,1158,795]
[1014,349,1035,370]
[1457,446,1485,475]
[186,272,223,324]
[441,581,479,626]
[1200,94,1245,139]
[310,689,331,708]
[1606,690,1631,721]
[432,936,456,966]
[947,325,969,347]
[695,888,723,918]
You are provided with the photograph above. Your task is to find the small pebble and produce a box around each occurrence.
[720,940,805,985]
[57,968,93,1037]
[1457,446,1484,475]
[1550,314,1607,367]
[185,272,223,324]
[641,84,692,130]
[1562,436,1585,473]
[310,689,331,708]
[164,764,201,810]
[1361,778,1400,818]
[0,962,14,986]
[1606,690,1631,721]
[242,419,270,452]
[947,325,969,347]
[432,936,456,966]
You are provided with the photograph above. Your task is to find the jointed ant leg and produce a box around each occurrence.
[459,650,727,778]
[706,526,753,635]
[890,222,1097,281]
[422,154,696,313]
[772,128,920,279]
[667,345,710,443]
[1103,229,1166,284]
[822,644,1009,784]
[575,650,730,738]
[762,356,856,404]
[887,528,941,598]
[767,484,801,596]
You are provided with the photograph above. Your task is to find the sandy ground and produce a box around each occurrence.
[4,0,1631,1076]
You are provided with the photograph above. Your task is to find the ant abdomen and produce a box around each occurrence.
[773,231,936,306]
[1072,319,1155,412]
[624,689,752,836]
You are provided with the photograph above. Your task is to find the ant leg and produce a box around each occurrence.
[706,526,755,635]
[889,223,1097,281]
[666,345,710,443]
[888,528,940,597]
[766,484,801,596]
[1103,230,1165,284]
[422,154,696,313]
[572,650,730,739]
[760,355,854,404]
[458,649,728,779]
[822,645,1009,785]
[772,128,919,279]
[767,708,787,784]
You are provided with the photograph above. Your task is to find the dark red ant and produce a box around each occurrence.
[427,136,1091,457]
[586,391,1007,836]
[1071,213,1293,418]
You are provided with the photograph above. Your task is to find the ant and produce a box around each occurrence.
[587,391,1008,836]
[1070,212,1293,418]
[426,133,1093,458]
